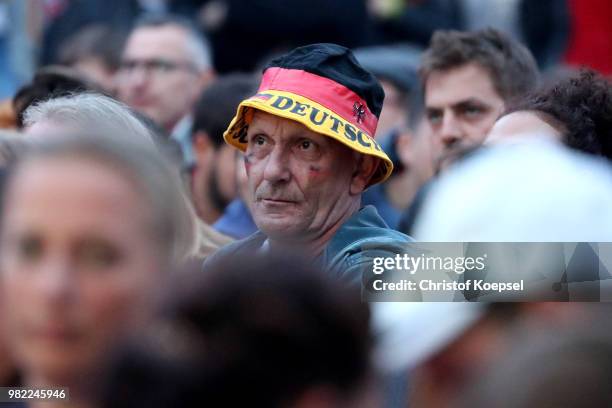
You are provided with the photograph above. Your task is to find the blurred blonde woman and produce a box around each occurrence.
[21,92,232,260]
[0,133,203,407]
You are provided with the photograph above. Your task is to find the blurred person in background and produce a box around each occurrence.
[116,14,215,167]
[375,138,612,407]
[0,134,197,406]
[204,43,412,285]
[13,64,184,171]
[396,28,539,234]
[57,24,126,94]
[39,0,203,66]
[488,69,612,161]
[211,149,258,239]
[101,254,376,408]
[420,28,539,172]
[20,92,231,260]
[390,117,435,230]
[13,66,101,129]
[189,73,256,225]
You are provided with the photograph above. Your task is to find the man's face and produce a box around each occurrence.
[425,63,505,166]
[116,25,208,130]
[244,111,358,241]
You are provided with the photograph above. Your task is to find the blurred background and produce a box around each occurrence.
[0,0,610,99]
[0,2,612,408]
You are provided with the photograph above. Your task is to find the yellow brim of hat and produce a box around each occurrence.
[223,89,394,187]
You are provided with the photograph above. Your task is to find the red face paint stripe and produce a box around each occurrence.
[259,67,379,137]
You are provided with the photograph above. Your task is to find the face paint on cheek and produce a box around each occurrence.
[308,165,329,180]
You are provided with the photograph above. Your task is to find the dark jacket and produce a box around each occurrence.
[204,205,413,286]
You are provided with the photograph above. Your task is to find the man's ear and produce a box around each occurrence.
[350,153,378,195]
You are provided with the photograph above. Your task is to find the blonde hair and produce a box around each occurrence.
[14,134,200,266]
[22,92,155,146]
[21,94,232,261]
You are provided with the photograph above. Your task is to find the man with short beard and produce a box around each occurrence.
[421,28,539,170]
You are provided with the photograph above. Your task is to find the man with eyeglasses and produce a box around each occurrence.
[116,14,214,163]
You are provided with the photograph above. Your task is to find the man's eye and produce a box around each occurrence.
[17,236,43,262]
[254,135,266,145]
[427,110,442,124]
[463,106,484,117]
[299,140,312,150]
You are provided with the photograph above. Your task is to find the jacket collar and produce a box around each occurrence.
[323,205,390,258]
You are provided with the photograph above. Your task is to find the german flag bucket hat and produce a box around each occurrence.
[223,43,393,187]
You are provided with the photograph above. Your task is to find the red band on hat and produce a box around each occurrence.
[259,67,379,137]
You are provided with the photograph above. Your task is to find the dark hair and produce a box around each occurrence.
[420,28,539,102]
[58,24,126,71]
[12,66,102,128]
[505,69,612,159]
[191,74,257,148]
[101,254,371,408]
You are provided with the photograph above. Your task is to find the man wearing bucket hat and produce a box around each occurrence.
[205,43,412,285]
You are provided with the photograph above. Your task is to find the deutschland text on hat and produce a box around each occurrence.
[223,43,394,186]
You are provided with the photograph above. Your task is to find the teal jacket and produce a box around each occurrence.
[204,205,413,286]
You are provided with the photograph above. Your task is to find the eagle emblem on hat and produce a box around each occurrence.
[353,102,366,123]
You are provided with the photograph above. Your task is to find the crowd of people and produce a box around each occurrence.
[0,1,612,407]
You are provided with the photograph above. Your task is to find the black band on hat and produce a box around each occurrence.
[265,43,385,118]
